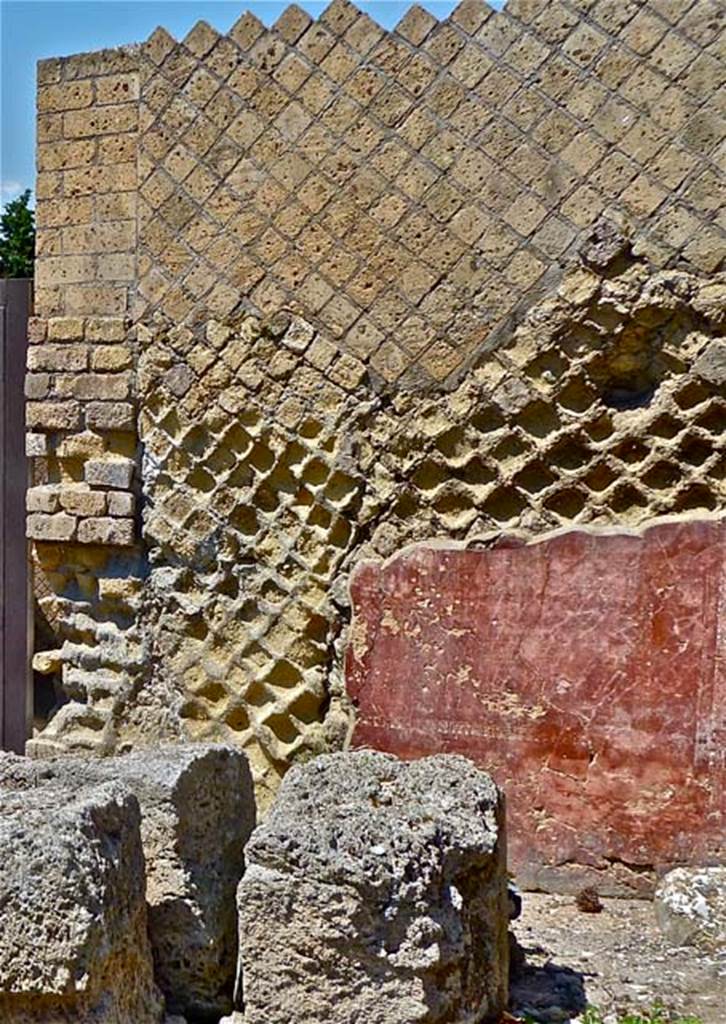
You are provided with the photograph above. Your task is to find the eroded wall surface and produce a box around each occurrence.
[27,0,725,803]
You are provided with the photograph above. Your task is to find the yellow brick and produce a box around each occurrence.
[97,253,135,281]
[25,373,50,399]
[64,162,136,196]
[38,79,94,112]
[97,133,136,165]
[36,196,93,227]
[90,346,133,371]
[96,191,137,221]
[27,512,77,542]
[26,400,82,431]
[46,316,86,341]
[38,139,96,171]
[98,575,141,600]
[35,228,62,257]
[36,171,63,201]
[33,287,63,317]
[396,4,437,44]
[56,431,107,458]
[62,221,136,255]
[59,486,107,516]
[64,284,128,316]
[64,103,138,138]
[37,112,64,142]
[85,317,128,342]
[63,46,137,80]
[96,72,140,105]
[77,517,134,545]
[37,57,62,85]
[36,255,96,288]
[26,484,60,513]
[85,401,136,431]
[27,317,48,343]
[28,344,88,371]
[73,372,132,401]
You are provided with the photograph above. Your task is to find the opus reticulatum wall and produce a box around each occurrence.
[27,0,725,809]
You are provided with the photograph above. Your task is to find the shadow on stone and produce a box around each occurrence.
[509,941,589,1024]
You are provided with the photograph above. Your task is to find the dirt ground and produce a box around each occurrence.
[508,894,725,1023]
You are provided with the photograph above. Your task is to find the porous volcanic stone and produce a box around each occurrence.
[655,867,726,951]
[236,751,508,1024]
[0,745,255,1021]
[0,778,163,1023]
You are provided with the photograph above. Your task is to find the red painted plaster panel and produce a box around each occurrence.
[346,520,725,894]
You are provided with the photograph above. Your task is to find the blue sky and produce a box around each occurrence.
[0,0,503,206]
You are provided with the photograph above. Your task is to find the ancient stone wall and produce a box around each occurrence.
[28,0,725,803]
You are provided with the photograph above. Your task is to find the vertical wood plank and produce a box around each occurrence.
[0,280,5,749]
[1,278,31,752]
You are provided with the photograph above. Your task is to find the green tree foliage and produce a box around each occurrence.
[0,189,35,278]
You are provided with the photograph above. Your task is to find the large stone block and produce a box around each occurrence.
[655,868,726,951]
[0,777,163,1023]
[346,519,726,895]
[237,751,508,1024]
[101,745,255,1020]
[1,745,255,1021]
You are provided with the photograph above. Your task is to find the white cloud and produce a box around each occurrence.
[0,180,25,201]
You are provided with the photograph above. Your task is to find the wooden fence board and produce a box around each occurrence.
[0,278,31,752]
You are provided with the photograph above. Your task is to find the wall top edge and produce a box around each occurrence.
[37,43,141,74]
[354,512,726,576]
[33,0,554,67]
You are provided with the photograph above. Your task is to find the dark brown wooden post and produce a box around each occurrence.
[0,278,32,752]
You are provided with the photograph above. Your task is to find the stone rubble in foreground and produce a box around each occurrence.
[0,744,254,1023]
[236,750,508,1024]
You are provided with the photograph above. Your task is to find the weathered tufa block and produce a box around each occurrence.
[26,484,61,513]
[77,515,135,546]
[107,489,135,516]
[237,751,508,1024]
[655,868,726,951]
[85,400,136,431]
[2,745,255,1021]
[59,484,107,516]
[0,776,163,1023]
[26,510,76,542]
[84,455,135,488]
[82,746,256,1019]
[25,432,48,457]
[26,399,82,431]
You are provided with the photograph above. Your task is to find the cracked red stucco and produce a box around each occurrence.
[346,518,725,895]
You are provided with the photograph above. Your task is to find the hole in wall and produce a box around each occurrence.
[544,488,587,517]
[649,414,682,439]
[609,484,648,514]
[601,384,657,410]
[32,602,65,731]
[514,460,556,494]
[263,713,299,744]
[642,461,681,490]
[697,402,725,434]
[225,705,250,732]
[675,381,711,410]
[674,484,717,512]
[678,436,712,467]
[482,486,527,522]
[516,401,562,438]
